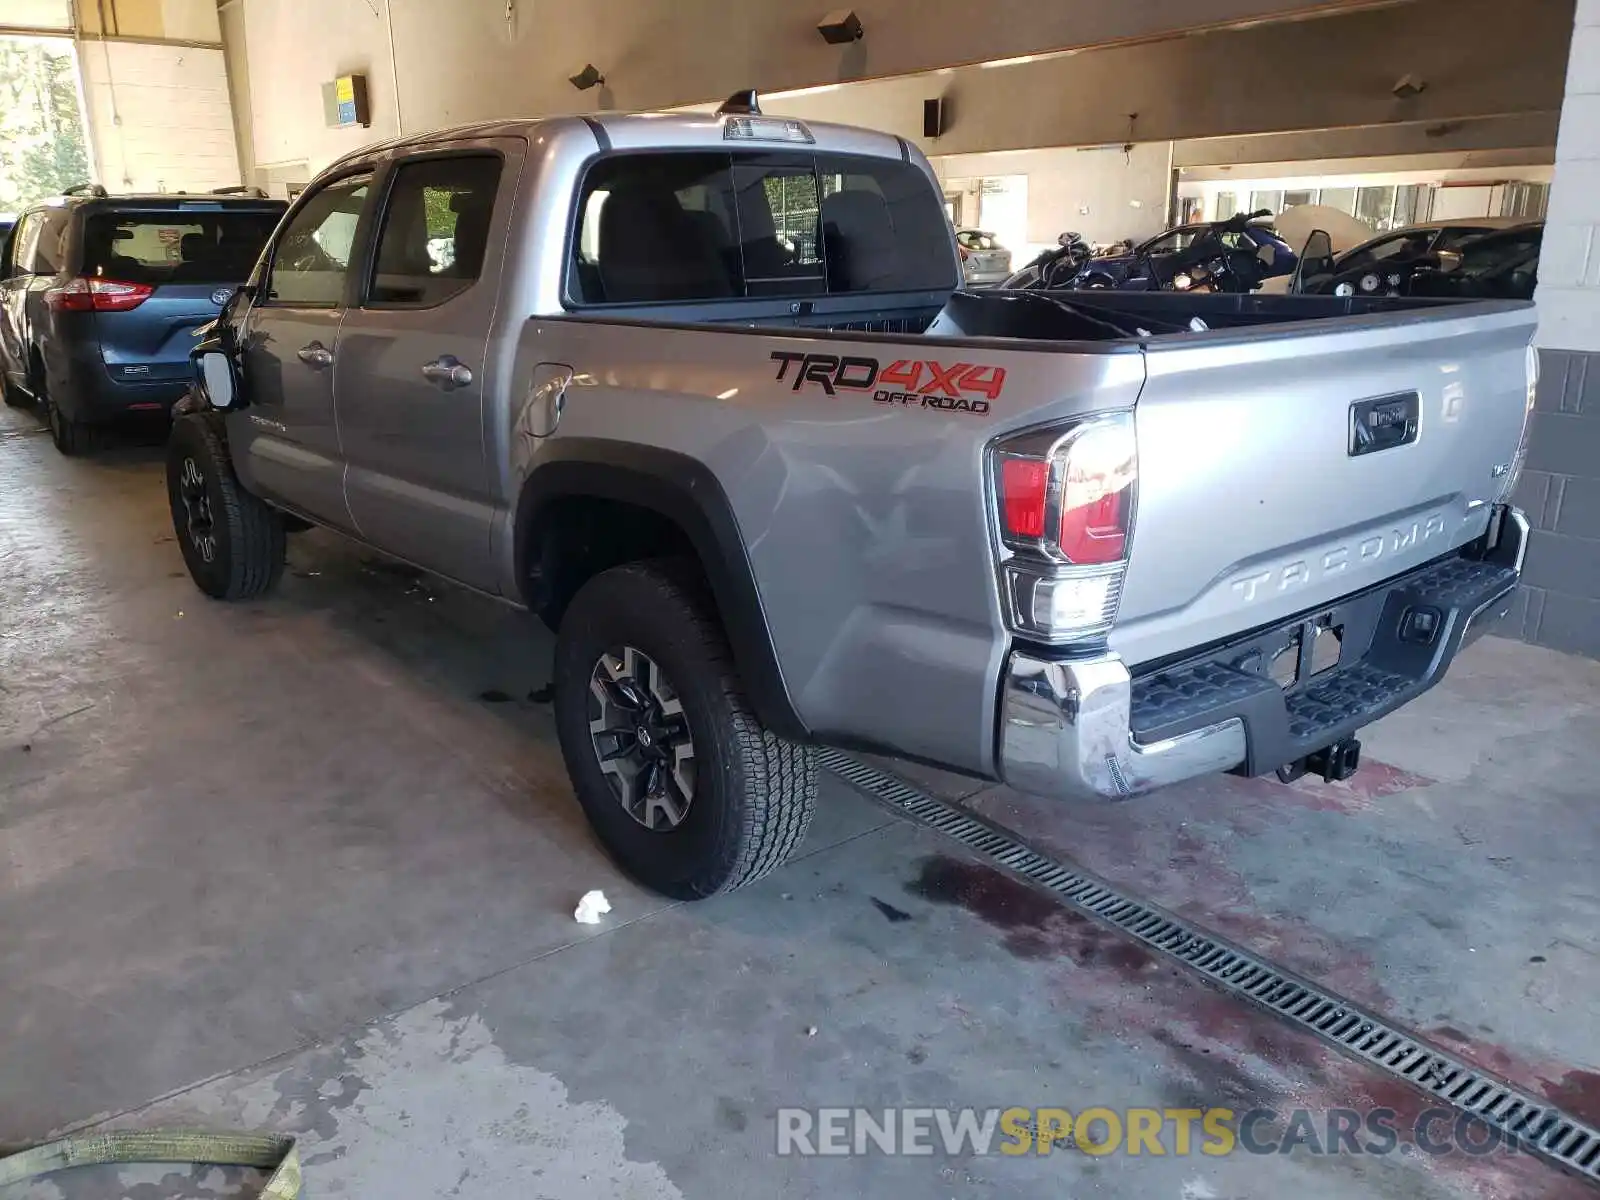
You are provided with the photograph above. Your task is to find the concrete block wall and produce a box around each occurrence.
[1520,0,1600,657]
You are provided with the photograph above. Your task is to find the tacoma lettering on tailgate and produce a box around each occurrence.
[1229,511,1459,603]
[770,351,1004,415]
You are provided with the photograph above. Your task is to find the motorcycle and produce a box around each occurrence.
[997,231,1094,291]
[1134,209,1278,295]
[1000,212,1278,294]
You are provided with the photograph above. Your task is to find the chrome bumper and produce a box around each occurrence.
[999,505,1529,803]
[999,653,1247,801]
[1461,506,1530,647]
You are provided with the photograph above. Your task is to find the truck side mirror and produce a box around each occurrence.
[1435,250,1463,275]
[197,349,238,410]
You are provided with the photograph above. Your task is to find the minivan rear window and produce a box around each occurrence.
[570,151,954,305]
[83,212,281,286]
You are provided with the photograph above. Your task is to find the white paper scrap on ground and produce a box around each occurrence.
[574,889,612,925]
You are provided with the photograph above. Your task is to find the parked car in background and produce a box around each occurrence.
[1071,213,1294,289]
[1293,218,1529,296]
[1400,222,1544,301]
[956,229,1012,286]
[1304,221,1542,300]
[0,186,285,454]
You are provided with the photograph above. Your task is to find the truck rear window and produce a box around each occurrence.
[83,212,281,286]
[570,151,954,305]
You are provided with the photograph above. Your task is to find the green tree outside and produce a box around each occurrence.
[0,35,92,212]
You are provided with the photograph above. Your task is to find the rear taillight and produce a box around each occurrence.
[1499,343,1539,504]
[992,413,1137,644]
[999,458,1048,538]
[45,277,154,313]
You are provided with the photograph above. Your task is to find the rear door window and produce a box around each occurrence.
[367,154,503,306]
[83,210,281,285]
[570,150,953,305]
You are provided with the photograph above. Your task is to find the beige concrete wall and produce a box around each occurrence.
[935,143,1173,248]
[226,0,1579,178]
[1174,115,1560,170]
[374,0,1416,124]
[763,0,1573,157]
[235,0,399,182]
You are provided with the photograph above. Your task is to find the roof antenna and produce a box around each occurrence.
[716,90,761,116]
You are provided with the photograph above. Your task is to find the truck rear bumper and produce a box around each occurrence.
[999,505,1528,802]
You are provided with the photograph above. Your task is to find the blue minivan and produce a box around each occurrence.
[0,187,285,454]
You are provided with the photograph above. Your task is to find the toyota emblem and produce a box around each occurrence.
[211,287,233,306]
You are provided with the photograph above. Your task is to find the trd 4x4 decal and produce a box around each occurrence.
[769,351,1004,415]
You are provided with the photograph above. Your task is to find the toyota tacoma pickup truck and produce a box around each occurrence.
[167,96,1536,900]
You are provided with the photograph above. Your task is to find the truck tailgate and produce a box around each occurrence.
[1113,302,1536,668]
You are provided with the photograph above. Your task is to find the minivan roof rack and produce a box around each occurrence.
[63,183,109,198]
[716,90,762,116]
[211,185,269,198]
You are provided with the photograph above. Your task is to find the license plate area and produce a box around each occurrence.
[1252,613,1345,693]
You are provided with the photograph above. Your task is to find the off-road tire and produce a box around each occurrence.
[167,411,285,600]
[553,559,817,899]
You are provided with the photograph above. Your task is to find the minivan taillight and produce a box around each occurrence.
[45,277,154,313]
[992,413,1137,643]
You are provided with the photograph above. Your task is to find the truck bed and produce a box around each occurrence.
[663,286,1532,346]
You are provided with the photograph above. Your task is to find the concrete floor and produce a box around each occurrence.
[2,405,1598,1200]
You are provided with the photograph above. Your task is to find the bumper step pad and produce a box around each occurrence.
[1128,551,1519,774]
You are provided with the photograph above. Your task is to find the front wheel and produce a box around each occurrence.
[166,411,285,599]
[553,560,817,899]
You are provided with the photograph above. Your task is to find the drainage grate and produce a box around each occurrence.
[820,749,1600,1185]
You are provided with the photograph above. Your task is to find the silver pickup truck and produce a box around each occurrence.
[169,97,1535,899]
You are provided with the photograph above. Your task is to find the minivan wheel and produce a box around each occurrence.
[553,560,817,899]
[36,370,104,456]
[166,411,285,599]
[47,399,105,456]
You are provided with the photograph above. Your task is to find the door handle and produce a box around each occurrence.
[421,356,473,389]
[296,342,333,368]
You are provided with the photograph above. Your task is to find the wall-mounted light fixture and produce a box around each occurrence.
[1392,74,1427,99]
[569,64,606,91]
[817,9,863,44]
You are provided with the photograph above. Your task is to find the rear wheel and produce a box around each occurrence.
[166,411,285,599]
[47,397,105,456]
[35,359,105,455]
[553,560,817,899]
